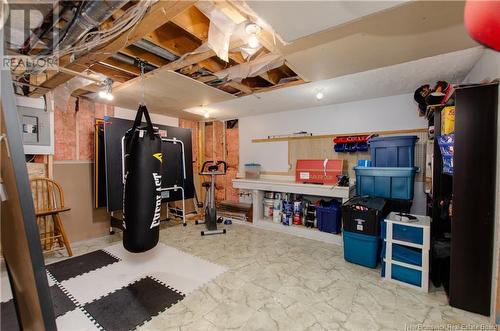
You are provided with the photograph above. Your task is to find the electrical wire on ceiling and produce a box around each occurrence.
[22,0,155,78]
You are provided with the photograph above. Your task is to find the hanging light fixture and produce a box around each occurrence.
[245,22,262,49]
[99,78,114,101]
[315,89,324,101]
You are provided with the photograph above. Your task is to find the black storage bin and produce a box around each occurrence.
[342,197,387,236]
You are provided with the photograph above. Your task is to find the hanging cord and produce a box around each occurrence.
[140,61,146,106]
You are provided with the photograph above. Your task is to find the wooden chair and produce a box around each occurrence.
[29,178,73,256]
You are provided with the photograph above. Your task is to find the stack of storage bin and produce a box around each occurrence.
[341,197,386,268]
[381,212,431,291]
[354,135,419,202]
[342,135,419,269]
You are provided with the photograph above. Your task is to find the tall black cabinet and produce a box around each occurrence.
[448,83,498,316]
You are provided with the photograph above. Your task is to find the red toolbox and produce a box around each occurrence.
[295,159,345,185]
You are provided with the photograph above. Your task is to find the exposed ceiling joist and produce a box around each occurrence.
[170,6,273,92]
[89,63,135,83]
[144,22,201,57]
[100,57,141,77]
[114,38,247,93]
[29,0,196,97]
[120,45,169,68]
[227,81,253,94]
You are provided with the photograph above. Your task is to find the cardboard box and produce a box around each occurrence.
[295,159,345,185]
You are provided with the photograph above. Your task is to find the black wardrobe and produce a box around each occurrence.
[431,83,499,316]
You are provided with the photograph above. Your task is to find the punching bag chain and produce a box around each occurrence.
[140,61,146,106]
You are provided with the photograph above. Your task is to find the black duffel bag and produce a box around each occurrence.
[123,105,162,253]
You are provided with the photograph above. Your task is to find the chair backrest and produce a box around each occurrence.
[29,178,65,212]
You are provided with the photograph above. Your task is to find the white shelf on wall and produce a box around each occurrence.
[232,177,355,245]
[233,178,354,202]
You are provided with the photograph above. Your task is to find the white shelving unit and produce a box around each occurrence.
[383,212,431,292]
[232,177,356,245]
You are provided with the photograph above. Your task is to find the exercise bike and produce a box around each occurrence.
[195,161,227,236]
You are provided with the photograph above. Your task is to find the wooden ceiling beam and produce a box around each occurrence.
[226,81,252,95]
[171,5,209,41]
[99,58,141,77]
[168,6,260,93]
[253,78,305,93]
[89,63,135,83]
[170,6,275,87]
[119,45,169,68]
[114,36,247,93]
[30,0,196,97]
[144,22,200,57]
[196,74,219,83]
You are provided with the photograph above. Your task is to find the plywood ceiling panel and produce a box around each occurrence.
[111,70,234,118]
[188,47,483,119]
[247,1,407,43]
[280,1,478,81]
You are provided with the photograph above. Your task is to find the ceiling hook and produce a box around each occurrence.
[139,60,146,106]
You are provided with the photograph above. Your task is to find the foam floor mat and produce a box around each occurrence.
[2,243,226,331]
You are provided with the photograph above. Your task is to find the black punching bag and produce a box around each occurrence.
[123,105,162,253]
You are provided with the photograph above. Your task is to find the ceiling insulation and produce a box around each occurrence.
[110,70,235,118]
[186,47,484,119]
[246,1,407,43]
[279,1,477,81]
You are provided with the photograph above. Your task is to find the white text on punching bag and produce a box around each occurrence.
[151,173,162,228]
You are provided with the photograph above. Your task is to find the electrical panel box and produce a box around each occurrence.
[17,105,54,155]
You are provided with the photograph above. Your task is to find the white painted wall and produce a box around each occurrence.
[463,49,500,84]
[239,93,426,173]
[114,106,179,127]
[238,93,428,213]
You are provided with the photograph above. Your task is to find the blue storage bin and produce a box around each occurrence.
[393,223,423,245]
[381,242,422,266]
[316,200,342,234]
[354,166,417,200]
[343,231,380,268]
[357,160,372,167]
[369,135,418,167]
[381,262,422,287]
[381,221,423,245]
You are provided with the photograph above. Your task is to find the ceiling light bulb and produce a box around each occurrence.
[98,90,107,99]
[106,93,114,101]
[204,112,210,118]
[316,91,324,100]
[245,22,261,35]
[248,34,260,49]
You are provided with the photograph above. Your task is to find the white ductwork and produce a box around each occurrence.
[57,0,129,51]
[215,53,284,81]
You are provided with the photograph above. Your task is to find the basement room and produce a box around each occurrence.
[1,0,499,330]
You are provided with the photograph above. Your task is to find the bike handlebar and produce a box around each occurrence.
[200,160,227,175]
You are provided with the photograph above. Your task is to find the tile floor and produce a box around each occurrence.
[2,221,493,330]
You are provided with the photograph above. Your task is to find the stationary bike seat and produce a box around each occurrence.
[202,182,211,188]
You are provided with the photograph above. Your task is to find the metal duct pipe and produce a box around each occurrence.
[57,0,129,51]
[133,39,179,62]
[112,53,157,72]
